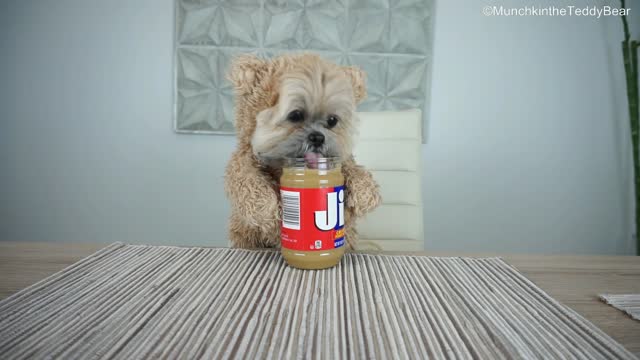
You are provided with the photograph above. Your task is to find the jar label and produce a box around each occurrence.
[280,186,345,251]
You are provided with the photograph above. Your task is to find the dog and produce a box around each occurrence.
[225,53,381,249]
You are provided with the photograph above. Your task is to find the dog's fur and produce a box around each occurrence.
[225,53,381,249]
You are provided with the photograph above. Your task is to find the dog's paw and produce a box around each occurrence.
[345,171,382,217]
[346,187,381,217]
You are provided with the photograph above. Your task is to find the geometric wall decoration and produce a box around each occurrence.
[174,0,434,135]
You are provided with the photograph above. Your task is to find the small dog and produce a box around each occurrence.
[225,53,381,249]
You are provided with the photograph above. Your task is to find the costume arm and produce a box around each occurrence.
[225,150,280,235]
[341,157,382,217]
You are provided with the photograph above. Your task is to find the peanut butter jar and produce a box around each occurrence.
[280,157,345,270]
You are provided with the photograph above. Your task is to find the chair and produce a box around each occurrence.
[352,109,425,251]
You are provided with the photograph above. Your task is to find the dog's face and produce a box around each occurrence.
[251,61,358,168]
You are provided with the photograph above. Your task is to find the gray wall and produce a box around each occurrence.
[424,0,638,255]
[0,0,637,254]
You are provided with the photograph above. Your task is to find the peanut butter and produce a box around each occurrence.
[280,157,345,270]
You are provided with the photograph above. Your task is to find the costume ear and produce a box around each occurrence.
[227,54,268,96]
[342,65,367,104]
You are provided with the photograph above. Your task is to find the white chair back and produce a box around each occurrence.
[352,109,424,251]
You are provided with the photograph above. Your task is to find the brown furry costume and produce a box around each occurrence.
[225,53,381,249]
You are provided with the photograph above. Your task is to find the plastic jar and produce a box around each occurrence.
[280,157,346,269]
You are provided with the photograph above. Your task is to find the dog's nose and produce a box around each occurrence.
[308,131,325,146]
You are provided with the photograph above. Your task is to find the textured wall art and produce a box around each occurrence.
[174,0,434,135]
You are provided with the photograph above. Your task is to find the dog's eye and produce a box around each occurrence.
[327,115,339,128]
[287,110,304,123]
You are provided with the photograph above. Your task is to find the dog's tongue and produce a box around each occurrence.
[304,152,319,169]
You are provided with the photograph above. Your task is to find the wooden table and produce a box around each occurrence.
[1,242,639,357]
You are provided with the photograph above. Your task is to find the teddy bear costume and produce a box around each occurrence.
[225,53,381,249]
